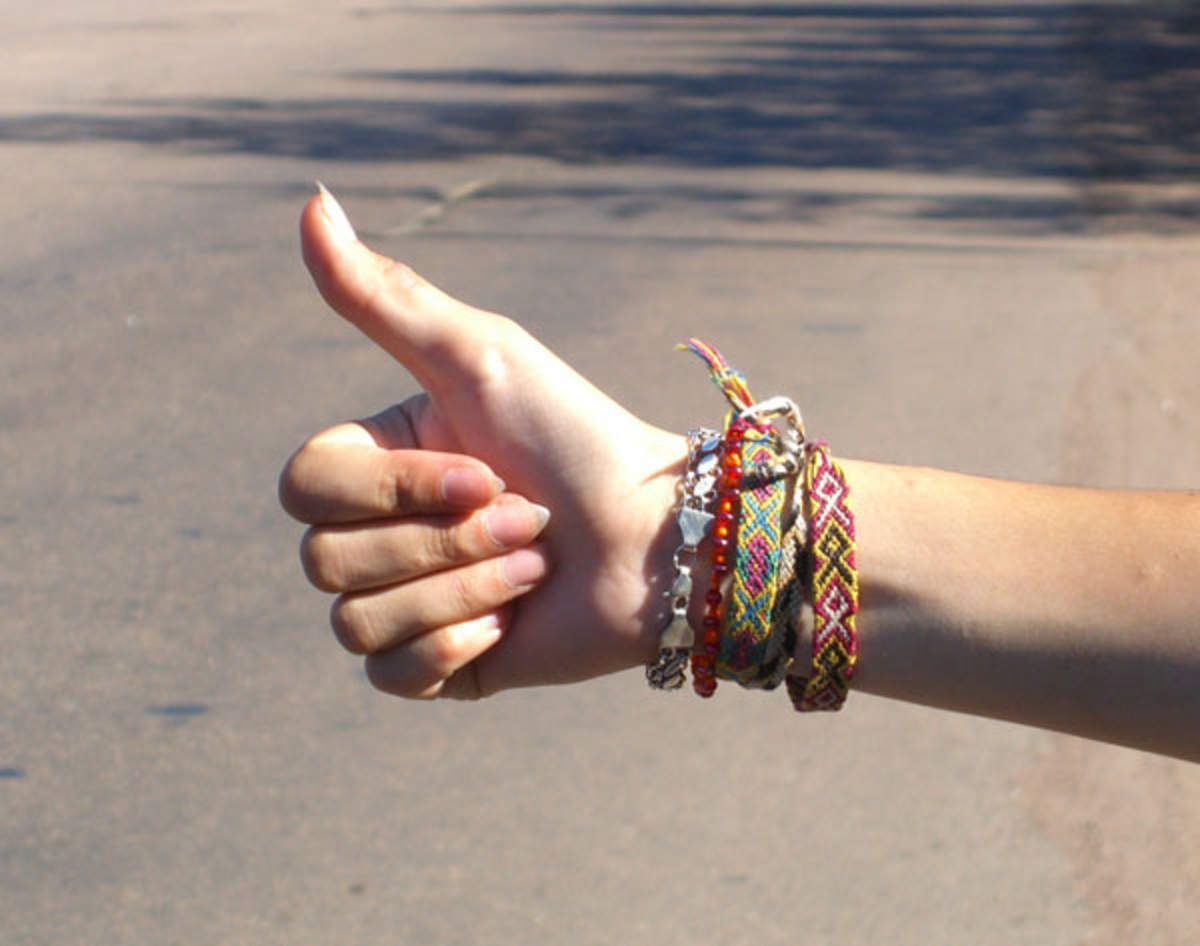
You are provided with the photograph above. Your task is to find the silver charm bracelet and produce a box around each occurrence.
[646,428,721,690]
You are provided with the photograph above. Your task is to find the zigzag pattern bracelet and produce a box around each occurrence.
[787,442,859,712]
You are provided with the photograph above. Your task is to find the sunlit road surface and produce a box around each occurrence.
[3,2,1200,943]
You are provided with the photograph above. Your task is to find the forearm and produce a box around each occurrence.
[846,460,1200,760]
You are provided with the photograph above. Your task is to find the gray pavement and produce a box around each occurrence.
[4,2,1200,943]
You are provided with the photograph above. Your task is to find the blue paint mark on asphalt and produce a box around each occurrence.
[146,703,210,718]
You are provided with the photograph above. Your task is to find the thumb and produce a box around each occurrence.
[300,184,503,392]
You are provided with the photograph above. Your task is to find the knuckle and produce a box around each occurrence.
[428,518,468,569]
[299,528,346,593]
[423,629,463,679]
[377,468,403,517]
[384,457,424,516]
[490,312,528,345]
[363,657,403,696]
[442,662,486,701]
[430,313,523,390]
[443,567,486,622]
[330,595,377,655]
[381,259,422,296]
[476,318,522,382]
[278,440,323,521]
[378,452,438,516]
[364,655,440,700]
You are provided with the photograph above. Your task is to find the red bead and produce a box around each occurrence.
[706,589,723,606]
[725,470,742,488]
[703,629,719,647]
[713,536,731,551]
[712,550,728,567]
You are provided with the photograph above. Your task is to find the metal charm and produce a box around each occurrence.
[646,428,720,690]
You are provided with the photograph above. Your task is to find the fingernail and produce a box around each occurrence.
[484,502,551,548]
[500,548,549,589]
[442,467,500,507]
[316,182,358,244]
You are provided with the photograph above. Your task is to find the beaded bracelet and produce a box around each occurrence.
[692,419,745,697]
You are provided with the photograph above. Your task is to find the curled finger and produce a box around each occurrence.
[300,495,551,593]
[280,419,503,525]
[363,610,510,699]
[330,543,551,655]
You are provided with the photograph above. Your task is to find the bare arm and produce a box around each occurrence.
[847,461,1200,760]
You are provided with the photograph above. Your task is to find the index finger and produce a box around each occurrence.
[279,424,504,524]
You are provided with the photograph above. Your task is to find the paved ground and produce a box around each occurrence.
[4,2,1200,943]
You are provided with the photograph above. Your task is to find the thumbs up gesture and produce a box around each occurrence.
[280,187,686,699]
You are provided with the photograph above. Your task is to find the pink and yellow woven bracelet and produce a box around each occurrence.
[786,442,859,712]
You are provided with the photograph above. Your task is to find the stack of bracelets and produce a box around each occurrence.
[646,339,860,712]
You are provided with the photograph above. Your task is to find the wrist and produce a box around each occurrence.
[634,429,692,664]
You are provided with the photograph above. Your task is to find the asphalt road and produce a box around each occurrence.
[4,2,1200,943]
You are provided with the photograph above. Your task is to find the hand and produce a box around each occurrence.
[279,186,685,699]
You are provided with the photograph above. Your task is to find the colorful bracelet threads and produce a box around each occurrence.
[680,338,754,413]
[786,443,859,712]
[719,421,786,686]
[649,337,858,713]
[748,484,807,690]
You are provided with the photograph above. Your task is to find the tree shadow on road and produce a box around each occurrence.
[5,1,1200,233]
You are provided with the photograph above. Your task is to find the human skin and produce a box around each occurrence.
[280,187,1200,763]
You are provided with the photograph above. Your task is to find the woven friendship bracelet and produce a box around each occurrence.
[719,421,786,686]
[787,443,859,712]
[747,484,808,690]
